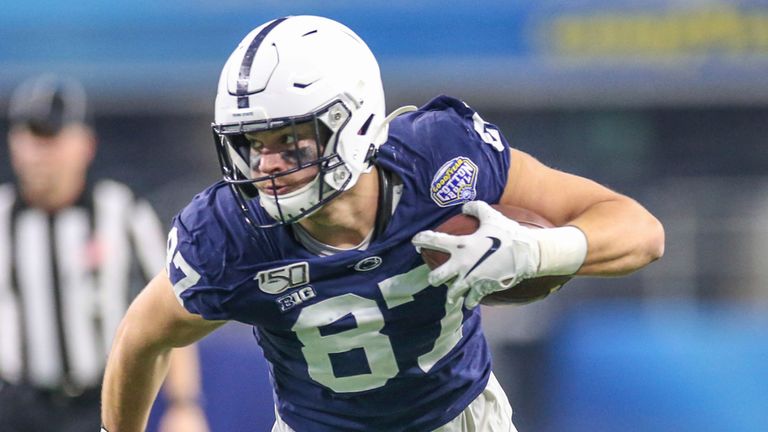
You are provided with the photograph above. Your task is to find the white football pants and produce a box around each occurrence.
[272,372,518,432]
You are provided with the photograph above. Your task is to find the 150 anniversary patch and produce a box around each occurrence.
[430,156,478,207]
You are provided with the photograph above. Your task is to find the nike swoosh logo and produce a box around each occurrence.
[465,236,501,277]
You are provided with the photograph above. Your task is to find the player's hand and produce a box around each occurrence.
[412,201,541,309]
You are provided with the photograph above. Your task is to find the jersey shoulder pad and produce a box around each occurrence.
[392,95,507,160]
[166,182,248,317]
[387,95,511,208]
[170,182,243,274]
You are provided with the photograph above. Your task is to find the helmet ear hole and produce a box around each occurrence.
[357,114,374,136]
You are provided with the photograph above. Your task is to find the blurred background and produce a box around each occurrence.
[2,1,768,431]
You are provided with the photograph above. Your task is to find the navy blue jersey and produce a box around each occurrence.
[167,96,511,431]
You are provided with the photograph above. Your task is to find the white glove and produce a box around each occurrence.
[412,201,588,309]
[412,201,541,309]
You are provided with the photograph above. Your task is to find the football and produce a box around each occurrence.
[420,204,572,306]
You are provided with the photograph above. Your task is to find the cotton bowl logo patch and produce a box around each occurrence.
[430,157,478,207]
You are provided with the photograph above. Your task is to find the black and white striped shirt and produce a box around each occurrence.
[0,180,165,391]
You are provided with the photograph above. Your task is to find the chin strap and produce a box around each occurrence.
[371,105,418,145]
[369,106,415,241]
[364,105,419,166]
[373,165,394,241]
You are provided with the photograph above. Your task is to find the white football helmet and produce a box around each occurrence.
[212,15,387,228]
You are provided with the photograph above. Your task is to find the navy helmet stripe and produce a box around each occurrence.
[237,16,289,109]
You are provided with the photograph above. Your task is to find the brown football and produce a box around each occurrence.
[420,204,571,306]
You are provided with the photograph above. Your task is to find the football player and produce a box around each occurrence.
[101,15,664,432]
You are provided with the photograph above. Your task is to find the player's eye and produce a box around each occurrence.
[280,145,316,166]
[250,140,264,153]
[282,134,297,145]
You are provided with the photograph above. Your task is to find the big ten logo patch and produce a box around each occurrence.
[276,286,317,312]
[430,157,479,207]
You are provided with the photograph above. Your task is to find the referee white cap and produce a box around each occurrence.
[8,74,90,136]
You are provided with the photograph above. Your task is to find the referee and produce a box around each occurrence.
[0,75,209,432]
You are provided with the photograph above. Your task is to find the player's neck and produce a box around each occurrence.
[297,168,379,248]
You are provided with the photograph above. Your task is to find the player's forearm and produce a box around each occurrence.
[570,197,665,276]
[102,324,173,432]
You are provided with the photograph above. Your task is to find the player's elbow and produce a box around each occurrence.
[112,292,179,357]
[640,213,665,265]
[609,211,665,275]
[111,309,168,358]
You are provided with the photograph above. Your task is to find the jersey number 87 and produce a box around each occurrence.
[292,265,463,393]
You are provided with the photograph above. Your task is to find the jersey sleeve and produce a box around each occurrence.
[411,95,511,207]
[165,186,233,320]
